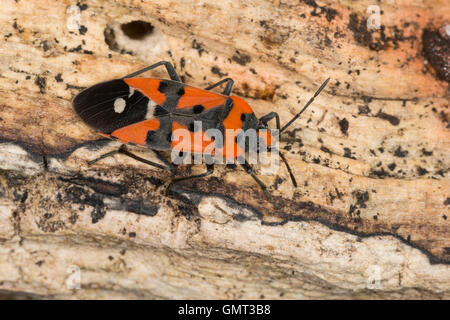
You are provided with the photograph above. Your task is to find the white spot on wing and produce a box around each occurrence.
[114,98,126,113]
[146,99,157,119]
[129,87,135,98]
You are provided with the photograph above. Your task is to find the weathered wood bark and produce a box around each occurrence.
[0,0,448,299]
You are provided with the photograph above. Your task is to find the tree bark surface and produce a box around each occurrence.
[0,0,448,299]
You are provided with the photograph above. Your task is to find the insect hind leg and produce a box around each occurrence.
[88,145,171,171]
[166,163,214,195]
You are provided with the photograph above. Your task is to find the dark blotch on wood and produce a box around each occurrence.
[320,146,332,154]
[77,2,88,11]
[348,13,416,51]
[232,50,251,66]
[376,111,400,126]
[54,73,63,82]
[35,76,46,93]
[394,146,408,157]
[353,190,369,208]
[422,29,450,82]
[192,39,205,56]
[211,66,227,77]
[303,0,338,22]
[79,25,88,35]
[68,45,82,53]
[180,57,185,69]
[339,118,349,134]
[91,205,106,224]
[358,105,371,115]
[370,167,388,178]
[60,176,127,197]
[348,13,376,49]
[343,147,356,159]
[387,163,396,171]
[41,41,50,52]
[417,166,429,176]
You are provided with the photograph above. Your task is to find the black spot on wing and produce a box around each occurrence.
[146,131,156,143]
[169,97,234,150]
[157,80,170,93]
[73,79,148,134]
[157,79,185,112]
[173,99,232,123]
[145,115,172,150]
[193,105,204,114]
[187,121,202,132]
[177,87,185,96]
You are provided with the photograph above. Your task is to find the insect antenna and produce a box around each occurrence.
[279,78,330,134]
[274,78,330,187]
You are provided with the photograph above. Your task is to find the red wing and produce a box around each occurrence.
[170,121,244,158]
[123,78,167,106]
[171,121,215,154]
[109,119,161,146]
[176,86,227,110]
[123,78,227,113]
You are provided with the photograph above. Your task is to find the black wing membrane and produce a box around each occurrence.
[73,79,150,134]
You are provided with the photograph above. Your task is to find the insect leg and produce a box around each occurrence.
[259,112,281,130]
[166,163,214,194]
[277,150,297,187]
[204,78,234,95]
[240,159,277,206]
[88,145,171,171]
[152,150,177,171]
[258,112,297,187]
[122,61,181,82]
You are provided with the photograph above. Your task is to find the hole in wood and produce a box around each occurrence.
[121,21,154,40]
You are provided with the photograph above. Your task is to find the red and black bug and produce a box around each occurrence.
[73,61,329,200]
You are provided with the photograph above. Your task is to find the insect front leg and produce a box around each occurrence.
[259,112,280,130]
[239,159,280,208]
[123,61,181,82]
[259,112,297,187]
